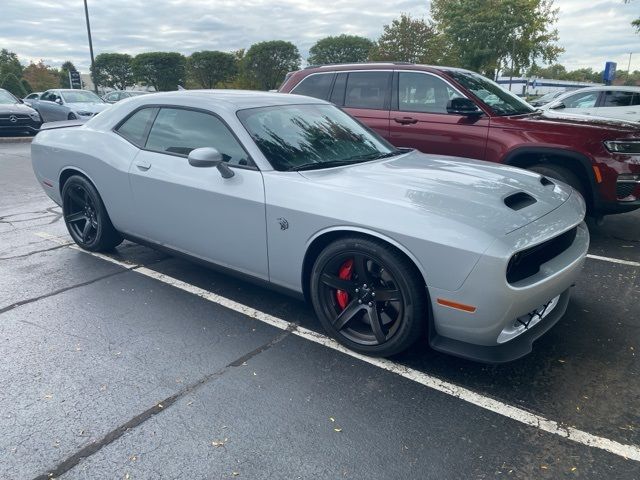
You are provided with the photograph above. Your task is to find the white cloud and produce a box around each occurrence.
[1,0,638,75]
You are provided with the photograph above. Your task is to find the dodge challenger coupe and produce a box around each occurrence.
[31,91,589,362]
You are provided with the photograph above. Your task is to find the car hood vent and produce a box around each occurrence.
[504,192,537,211]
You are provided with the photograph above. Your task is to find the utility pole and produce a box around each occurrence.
[628,52,633,76]
[83,0,98,94]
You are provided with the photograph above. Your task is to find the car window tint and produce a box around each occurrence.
[116,108,157,146]
[41,91,56,101]
[291,73,335,100]
[398,72,463,114]
[330,73,347,105]
[602,90,634,107]
[563,92,599,108]
[344,72,390,110]
[146,108,251,166]
[633,93,640,106]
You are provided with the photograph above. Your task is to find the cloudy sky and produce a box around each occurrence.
[2,0,639,73]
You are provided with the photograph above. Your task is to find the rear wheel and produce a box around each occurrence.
[310,236,427,357]
[61,175,123,251]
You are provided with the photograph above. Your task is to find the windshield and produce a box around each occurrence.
[237,104,400,171]
[448,71,535,116]
[60,90,103,103]
[0,90,18,104]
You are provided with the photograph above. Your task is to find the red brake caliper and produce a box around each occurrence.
[336,259,354,310]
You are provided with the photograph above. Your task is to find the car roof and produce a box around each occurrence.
[135,89,326,110]
[559,85,640,93]
[299,62,475,75]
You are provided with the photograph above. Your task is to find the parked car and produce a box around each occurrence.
[29,89,110,122]
[103,90,150,104]
[540,86,640,122]
[32,91,589,362]
[529,89,571,107]
[279,63,640,216]
[22,91,42,107]
[0,88,42,135]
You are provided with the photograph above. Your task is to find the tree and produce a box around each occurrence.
[243,41,301,90]
[22,60,59,91]
[431,0,563,78]
[187,51,237,89]
[132,52,185,91]
[0,49,23,81]
[21,78,33,94]
[59,60,77,88]
[1,73,26,97]
[308,35,375,65]
[93,53,134,90]
[371,14,447,64]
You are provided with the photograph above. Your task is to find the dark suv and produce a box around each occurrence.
[279,63,640,216]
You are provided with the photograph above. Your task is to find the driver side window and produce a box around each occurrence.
[398,72,462,114]
[145,108,252,167]
[42,91,57,102]
[563,92,599,109]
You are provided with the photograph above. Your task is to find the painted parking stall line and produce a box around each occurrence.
[35,232,640,463]
[586,254,640,268]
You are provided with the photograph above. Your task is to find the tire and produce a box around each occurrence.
[61,175,123,251]
[528,164,586,199]
[67,112,77,120]
[310,236,427,357]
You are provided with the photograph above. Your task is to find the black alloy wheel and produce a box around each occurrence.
[310,236,427,357]
[62,175,123,251]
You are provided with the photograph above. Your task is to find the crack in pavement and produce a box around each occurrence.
[31,327,295,480]
[0,242,72,260]
[0,269,130,315]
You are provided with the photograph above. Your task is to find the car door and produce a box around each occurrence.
[595,90,640,121]
[388,71,489,159]
[34,90,57,122]
[331,71,391,139]
[128,106,269,280]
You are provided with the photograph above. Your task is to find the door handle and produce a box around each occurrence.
[393,117,418,125]
[135,160,151,171]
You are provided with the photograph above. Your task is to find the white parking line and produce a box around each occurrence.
[34,232,640,463]
[587,254,640,268]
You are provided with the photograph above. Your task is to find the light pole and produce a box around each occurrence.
[628,52,634,76]
[83,0,98,94]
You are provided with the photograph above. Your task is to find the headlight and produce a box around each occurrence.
[604,140,640,154]
[76,111,93,116]
[29,111,40,121]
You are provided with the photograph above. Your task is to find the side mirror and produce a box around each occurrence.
[187,147,234,178]
[446,97,483,116]
[55,97,63,105]
[550,102,565,110]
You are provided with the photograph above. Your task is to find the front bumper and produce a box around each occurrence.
[427,192,589,363]
[0,120,42,134]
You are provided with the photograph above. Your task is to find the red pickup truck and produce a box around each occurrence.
[279,63,640,217]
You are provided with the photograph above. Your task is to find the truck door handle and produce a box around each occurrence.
[394,117,418,125]
[135,160,151,171]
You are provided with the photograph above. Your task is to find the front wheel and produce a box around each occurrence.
[61,175,123,251]
[310,237,427,357]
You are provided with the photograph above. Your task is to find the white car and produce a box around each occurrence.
[540,86,640,123]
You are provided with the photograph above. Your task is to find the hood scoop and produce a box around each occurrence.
[504,191,537,211]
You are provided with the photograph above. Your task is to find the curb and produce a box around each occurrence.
[0,136,34,143]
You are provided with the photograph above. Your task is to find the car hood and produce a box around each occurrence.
[0,103,37,115]
[66,102,110,113]
[508,110,640,132]
[299,150,574,237]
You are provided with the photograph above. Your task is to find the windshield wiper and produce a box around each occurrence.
[285,160,359,171]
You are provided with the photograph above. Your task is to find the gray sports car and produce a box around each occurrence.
[31,91,589,361]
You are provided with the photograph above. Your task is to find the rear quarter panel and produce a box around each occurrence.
[32,126,140,233]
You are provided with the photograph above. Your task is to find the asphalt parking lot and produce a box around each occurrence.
[1,140,639,479]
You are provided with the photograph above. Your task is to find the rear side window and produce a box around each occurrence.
[116,108,157,146]
[602,90,635,107]
[291,73,335,100]
[145,108,251,166]
[343,72,391,110]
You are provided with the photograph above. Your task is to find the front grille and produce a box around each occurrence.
[616,182,636,199]
[506,227,578,284]
[0,114,34,126]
